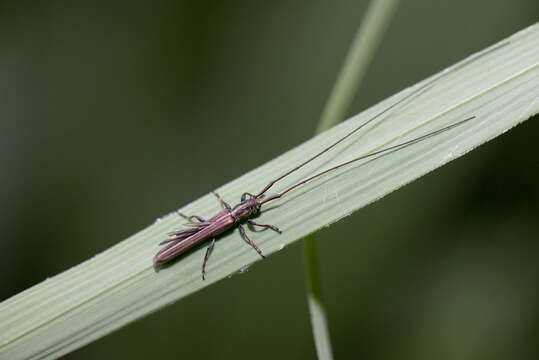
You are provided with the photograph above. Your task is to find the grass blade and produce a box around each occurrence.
[306,1,400,358]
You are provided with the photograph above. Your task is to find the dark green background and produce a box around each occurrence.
[1,1,538,359]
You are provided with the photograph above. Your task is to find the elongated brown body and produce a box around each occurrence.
[153,197,261,268]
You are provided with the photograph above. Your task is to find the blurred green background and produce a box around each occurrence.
[1,1,538,359]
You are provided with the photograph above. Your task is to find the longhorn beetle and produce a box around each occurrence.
[154,74,476,279]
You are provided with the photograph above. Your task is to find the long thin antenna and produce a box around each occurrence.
[260,115,475,205]
[255,74,445,198]
[255,37,511,200]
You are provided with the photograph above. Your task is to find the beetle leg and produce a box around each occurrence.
[202,238,215,280]
[176,211,205,223]
[247,219,281,233]
[238,224,264,258]
[212,191,231,210]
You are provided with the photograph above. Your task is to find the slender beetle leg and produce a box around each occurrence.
[212,191,232,210]
[176,211,205,223]
[247,219,281,234]
[202,239,215,280]
[238,224,265,258]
